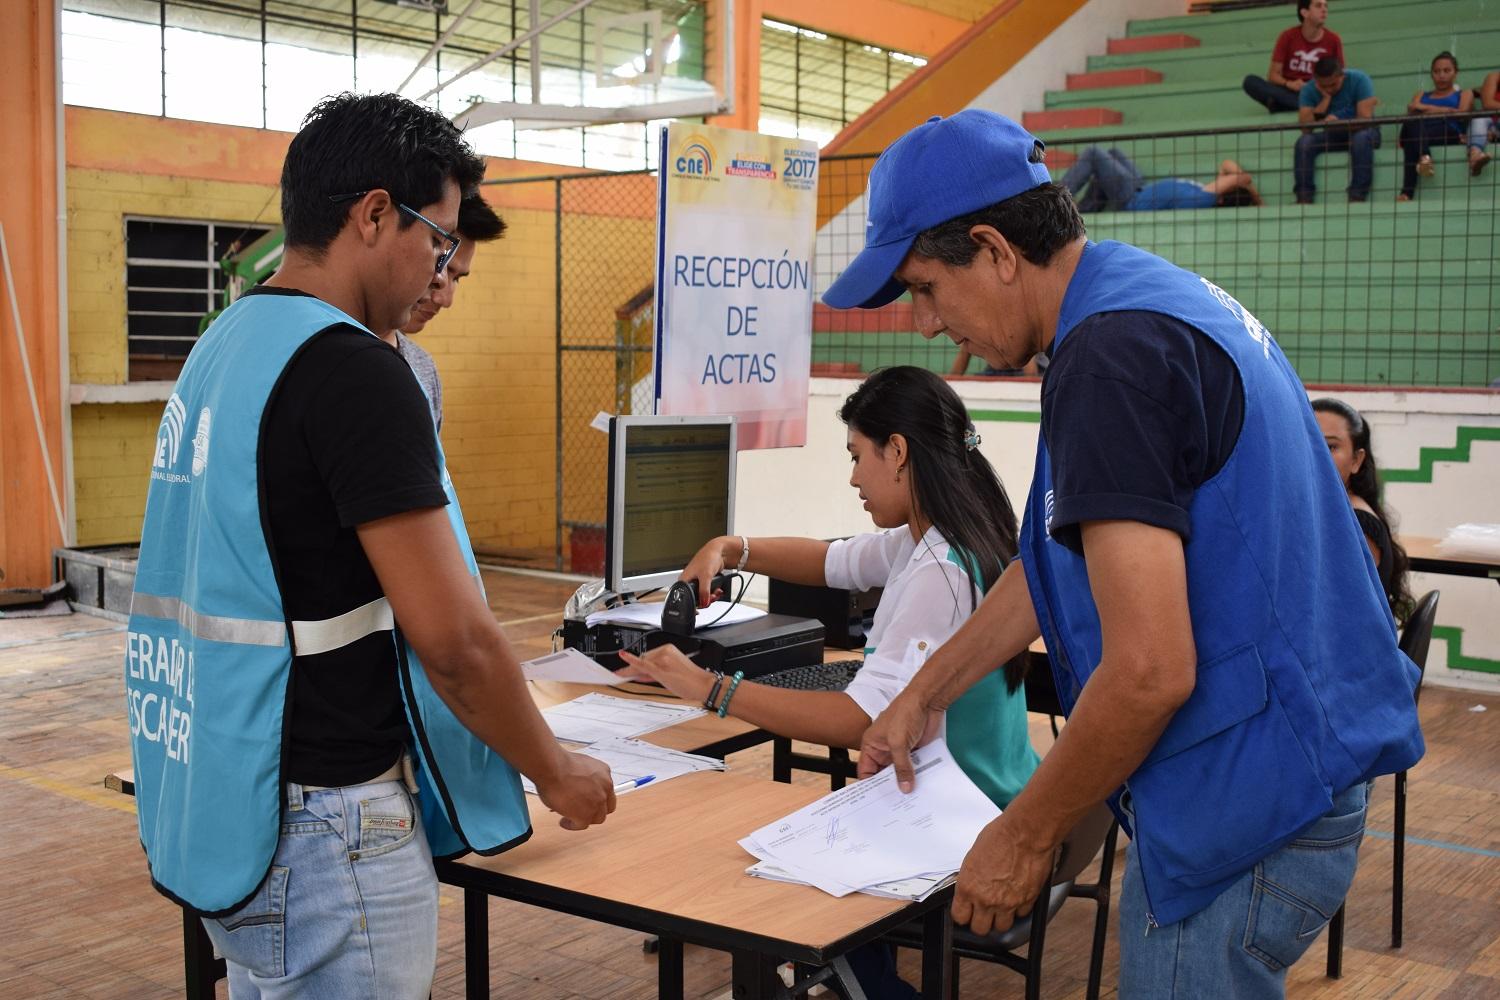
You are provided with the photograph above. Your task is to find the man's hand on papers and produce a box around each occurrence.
[857,688,943,792]
[951,812,1055,936]
[533,748,617,831]
[618,647,715,704]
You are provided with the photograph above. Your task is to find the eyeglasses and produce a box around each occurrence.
[329,190,461,274]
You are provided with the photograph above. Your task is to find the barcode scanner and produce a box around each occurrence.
[660,574,734,636]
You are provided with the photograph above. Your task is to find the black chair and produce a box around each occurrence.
[884,802,1119,1000]
[1326,589,1440,978]
[882,654,1117,1000]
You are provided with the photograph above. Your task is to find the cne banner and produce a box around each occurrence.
[653,123,819,449]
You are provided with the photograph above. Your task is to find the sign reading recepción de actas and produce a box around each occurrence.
[653,123,819,449]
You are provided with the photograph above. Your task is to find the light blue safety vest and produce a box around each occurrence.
[1019,241,1424,927]
[126,292,531,916]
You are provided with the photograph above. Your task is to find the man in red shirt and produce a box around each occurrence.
[1242,0,1344,113]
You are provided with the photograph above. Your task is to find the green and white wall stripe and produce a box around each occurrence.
[736,380,1499,691]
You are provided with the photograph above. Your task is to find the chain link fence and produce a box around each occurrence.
[816,112,1500,386]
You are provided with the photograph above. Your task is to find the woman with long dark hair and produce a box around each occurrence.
[1312,398,1414,623]
[623,367,1036,797]
[622,367,1038,997]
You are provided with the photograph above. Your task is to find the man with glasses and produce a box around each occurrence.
[126,92,614,999]
[383,192,507,431]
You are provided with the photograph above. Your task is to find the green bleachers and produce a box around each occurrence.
[815,0,1500,387]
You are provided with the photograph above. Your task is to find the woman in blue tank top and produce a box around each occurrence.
[1399,51,1485,199]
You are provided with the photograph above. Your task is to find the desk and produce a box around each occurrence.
[439,770,954,1000]
[1403,535,1500,586]
[105,679,804,1000]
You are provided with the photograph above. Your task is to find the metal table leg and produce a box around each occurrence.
[656,936,684,1000]
[464,888,490,1000]
[919,903,954,1000]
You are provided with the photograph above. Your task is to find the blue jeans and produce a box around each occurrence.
[1293,126,1381,202]
[1119,781,1367,998]
[1471,116,1495,150]
[1061,146,1143,212]
[201,778,439,999]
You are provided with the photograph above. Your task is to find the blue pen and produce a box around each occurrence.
[614,774,656,793]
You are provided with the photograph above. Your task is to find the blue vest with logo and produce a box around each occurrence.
[1019,241,1424,927]
[126,293,531,916]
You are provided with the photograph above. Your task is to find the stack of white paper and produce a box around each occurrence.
[738,740,999,900]
[745,862,956,903]
[521,737,724,795]
[540,692,705,744]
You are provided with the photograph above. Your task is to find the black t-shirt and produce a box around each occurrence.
[251,287,448,786]
[1353,508,1396,599]
[1041,311,1246,554]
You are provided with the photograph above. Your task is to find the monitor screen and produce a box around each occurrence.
[606,414,736,595]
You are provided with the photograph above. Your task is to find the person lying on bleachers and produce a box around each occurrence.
[1294,57,1379,204]
[1061,146,1262,212]
[1398,52,1486,201]
[1243,0,1344,114]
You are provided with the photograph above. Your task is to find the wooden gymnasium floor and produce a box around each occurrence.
[1,567,1497,999]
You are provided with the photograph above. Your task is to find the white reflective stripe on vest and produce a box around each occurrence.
[291,597,394,657]
[130,592,287,647]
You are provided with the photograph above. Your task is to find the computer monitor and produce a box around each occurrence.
[605,414,736,596]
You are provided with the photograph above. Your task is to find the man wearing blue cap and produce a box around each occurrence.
[840,110,1423,995]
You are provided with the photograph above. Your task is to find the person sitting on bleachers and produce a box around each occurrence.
[1398,52,1485,200]
[1243,0,1344,114]
[1294,57,1379,204]
[1470,70,1500,176]
[1061,146,1261,212]
[1312,398,1414,624]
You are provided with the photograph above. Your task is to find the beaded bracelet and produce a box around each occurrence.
[717,670,746,718]
[703,671,726,712]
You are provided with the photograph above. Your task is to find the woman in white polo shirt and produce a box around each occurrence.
[620,364,1038,813]
[622,366,1038,998]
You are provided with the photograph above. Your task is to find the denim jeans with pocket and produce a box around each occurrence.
[201,778,439,1000]
[1118,780,1367,998]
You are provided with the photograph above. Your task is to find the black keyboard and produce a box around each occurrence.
[757,659,862,692]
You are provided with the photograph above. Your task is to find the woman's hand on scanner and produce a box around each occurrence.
[618,646,715,704]
[682,537,737,608]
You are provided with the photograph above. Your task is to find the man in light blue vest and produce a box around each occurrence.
[827,110,1424,995]
[126,92,615,998]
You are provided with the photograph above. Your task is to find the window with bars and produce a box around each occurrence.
[60,0,707,171]
[758,18,926,147]
[125,217,274,381]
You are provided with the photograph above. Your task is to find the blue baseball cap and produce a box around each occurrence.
[822,110,1052,310]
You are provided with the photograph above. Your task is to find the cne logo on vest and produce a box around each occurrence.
[1200,277,1272,359]
[151,394,191,484]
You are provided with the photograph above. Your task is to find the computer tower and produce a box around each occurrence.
[767,578,881,650]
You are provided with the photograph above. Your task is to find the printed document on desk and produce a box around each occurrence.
[541,692,705,744]
[522,648,627,686]
[584,600,766,630]
[739,739,999,897]
[522,737,724,795]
